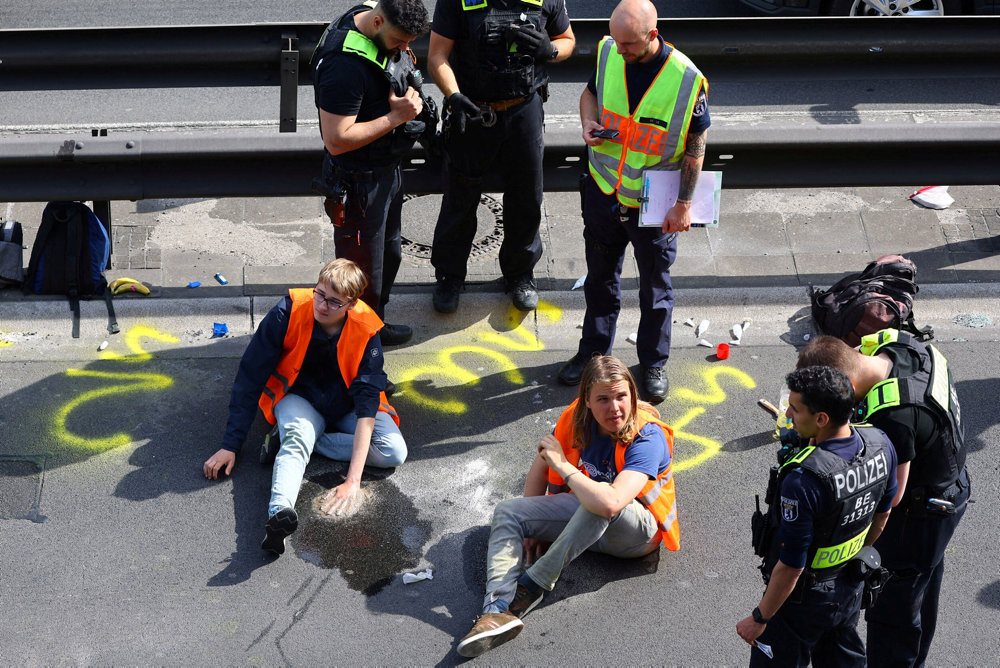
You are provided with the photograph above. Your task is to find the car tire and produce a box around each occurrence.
[826,0,946,15]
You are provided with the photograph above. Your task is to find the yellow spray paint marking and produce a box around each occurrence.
[53,326,179,452]
[399,301,562,414]
[98,325,179,362]
[672,366,757,404]
[398,346,522,415]
[669,406,720,472]
[0,340,13,348]
[53,370,175,451]
[668,365,757,472]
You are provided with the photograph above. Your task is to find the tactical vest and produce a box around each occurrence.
[857,329,966,493]
[588,37,707,208]
[760,427,891,580]
[312,2,419,162]
[451,0,548,102]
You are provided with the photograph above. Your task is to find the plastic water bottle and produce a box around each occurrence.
[773,384,793,440]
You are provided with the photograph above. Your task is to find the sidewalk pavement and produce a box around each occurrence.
[3,184,999,304]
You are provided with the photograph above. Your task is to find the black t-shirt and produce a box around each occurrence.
[432,0,570,42]
[587,37,710,134]
[314,15,392,124]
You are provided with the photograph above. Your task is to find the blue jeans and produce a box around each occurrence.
[483,492,660,613]
[269,393,406,512]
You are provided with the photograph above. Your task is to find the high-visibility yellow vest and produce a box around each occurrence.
[588,37,707,208]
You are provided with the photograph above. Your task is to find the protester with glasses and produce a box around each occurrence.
[203,258,406,556]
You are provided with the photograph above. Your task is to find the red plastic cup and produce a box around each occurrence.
[716,342,730,360]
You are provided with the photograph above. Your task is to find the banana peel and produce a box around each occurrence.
[109,277,151,296]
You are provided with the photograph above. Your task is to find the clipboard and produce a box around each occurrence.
[639,170,722,228]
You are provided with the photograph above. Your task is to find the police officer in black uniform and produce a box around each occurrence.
[426,0,575,314]
[798,331,971,667]
[313,0,431,346]
[738,366,899,667]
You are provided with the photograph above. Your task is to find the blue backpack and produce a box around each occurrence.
[24,201,118,338]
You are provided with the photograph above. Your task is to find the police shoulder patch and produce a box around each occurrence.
[692,91,707,118]
[780,496,799,522]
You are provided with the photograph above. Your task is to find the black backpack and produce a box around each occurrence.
[810,254,933,347]
[1,219,25,287]
[24,201,119,338]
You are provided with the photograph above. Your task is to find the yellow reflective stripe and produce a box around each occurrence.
[810,527,869,569]
[520,0,543,5]
[461,0,488,9]
[781,445,815,471]
[862,378,901,421]
[343,30,386,68]
[927,344,951,413]
[860,328,899,356]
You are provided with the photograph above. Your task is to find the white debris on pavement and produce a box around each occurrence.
[695,319,710,338]
[402,568,433,584]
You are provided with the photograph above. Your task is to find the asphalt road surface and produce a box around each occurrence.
[1,289,998,665]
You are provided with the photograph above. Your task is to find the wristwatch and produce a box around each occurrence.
[751,607,771,625]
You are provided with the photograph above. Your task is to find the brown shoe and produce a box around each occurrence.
[456,612,524,658]
[508,584,543,618]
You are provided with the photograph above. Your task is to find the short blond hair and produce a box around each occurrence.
[317,258,368,301]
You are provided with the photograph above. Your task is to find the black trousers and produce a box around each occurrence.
[326,157,403,320]
[751,576,866,668]
[431,94,544,284]
[576,176,677,368]
[865,471,970,667]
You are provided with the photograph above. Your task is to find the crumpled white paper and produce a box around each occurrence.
[909,186,954,210]
[402,568,433,584]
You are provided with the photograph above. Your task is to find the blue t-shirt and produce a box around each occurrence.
[778,429,898,569]
[576,421,671,483]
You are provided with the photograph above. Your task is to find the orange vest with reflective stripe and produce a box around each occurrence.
[547,399,679,551]
[258,288,399,426]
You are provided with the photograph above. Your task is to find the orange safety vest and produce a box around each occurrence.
[258,288,399,426]
[547,399,679,551]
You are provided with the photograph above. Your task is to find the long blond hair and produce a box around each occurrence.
[569,355,658,450]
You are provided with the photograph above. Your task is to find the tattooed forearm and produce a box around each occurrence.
[685,130,707,159]
[677,130,707,202]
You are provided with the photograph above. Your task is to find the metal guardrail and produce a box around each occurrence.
[3,17,1000,128]
[3,122,1000,203]
[2,16,1000,203]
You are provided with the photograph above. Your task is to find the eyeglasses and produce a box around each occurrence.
[312,289,351,310]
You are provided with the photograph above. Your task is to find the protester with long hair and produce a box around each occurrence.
[456,355,678,658]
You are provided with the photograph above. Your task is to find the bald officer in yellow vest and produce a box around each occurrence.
[557,0,709,404]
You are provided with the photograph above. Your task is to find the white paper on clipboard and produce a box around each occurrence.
[639,170,722,228]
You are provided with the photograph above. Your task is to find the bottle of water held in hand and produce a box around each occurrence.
[773,384,793,441]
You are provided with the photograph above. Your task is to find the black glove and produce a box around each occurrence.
[447,92,481,134]
[505,24,554,61]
